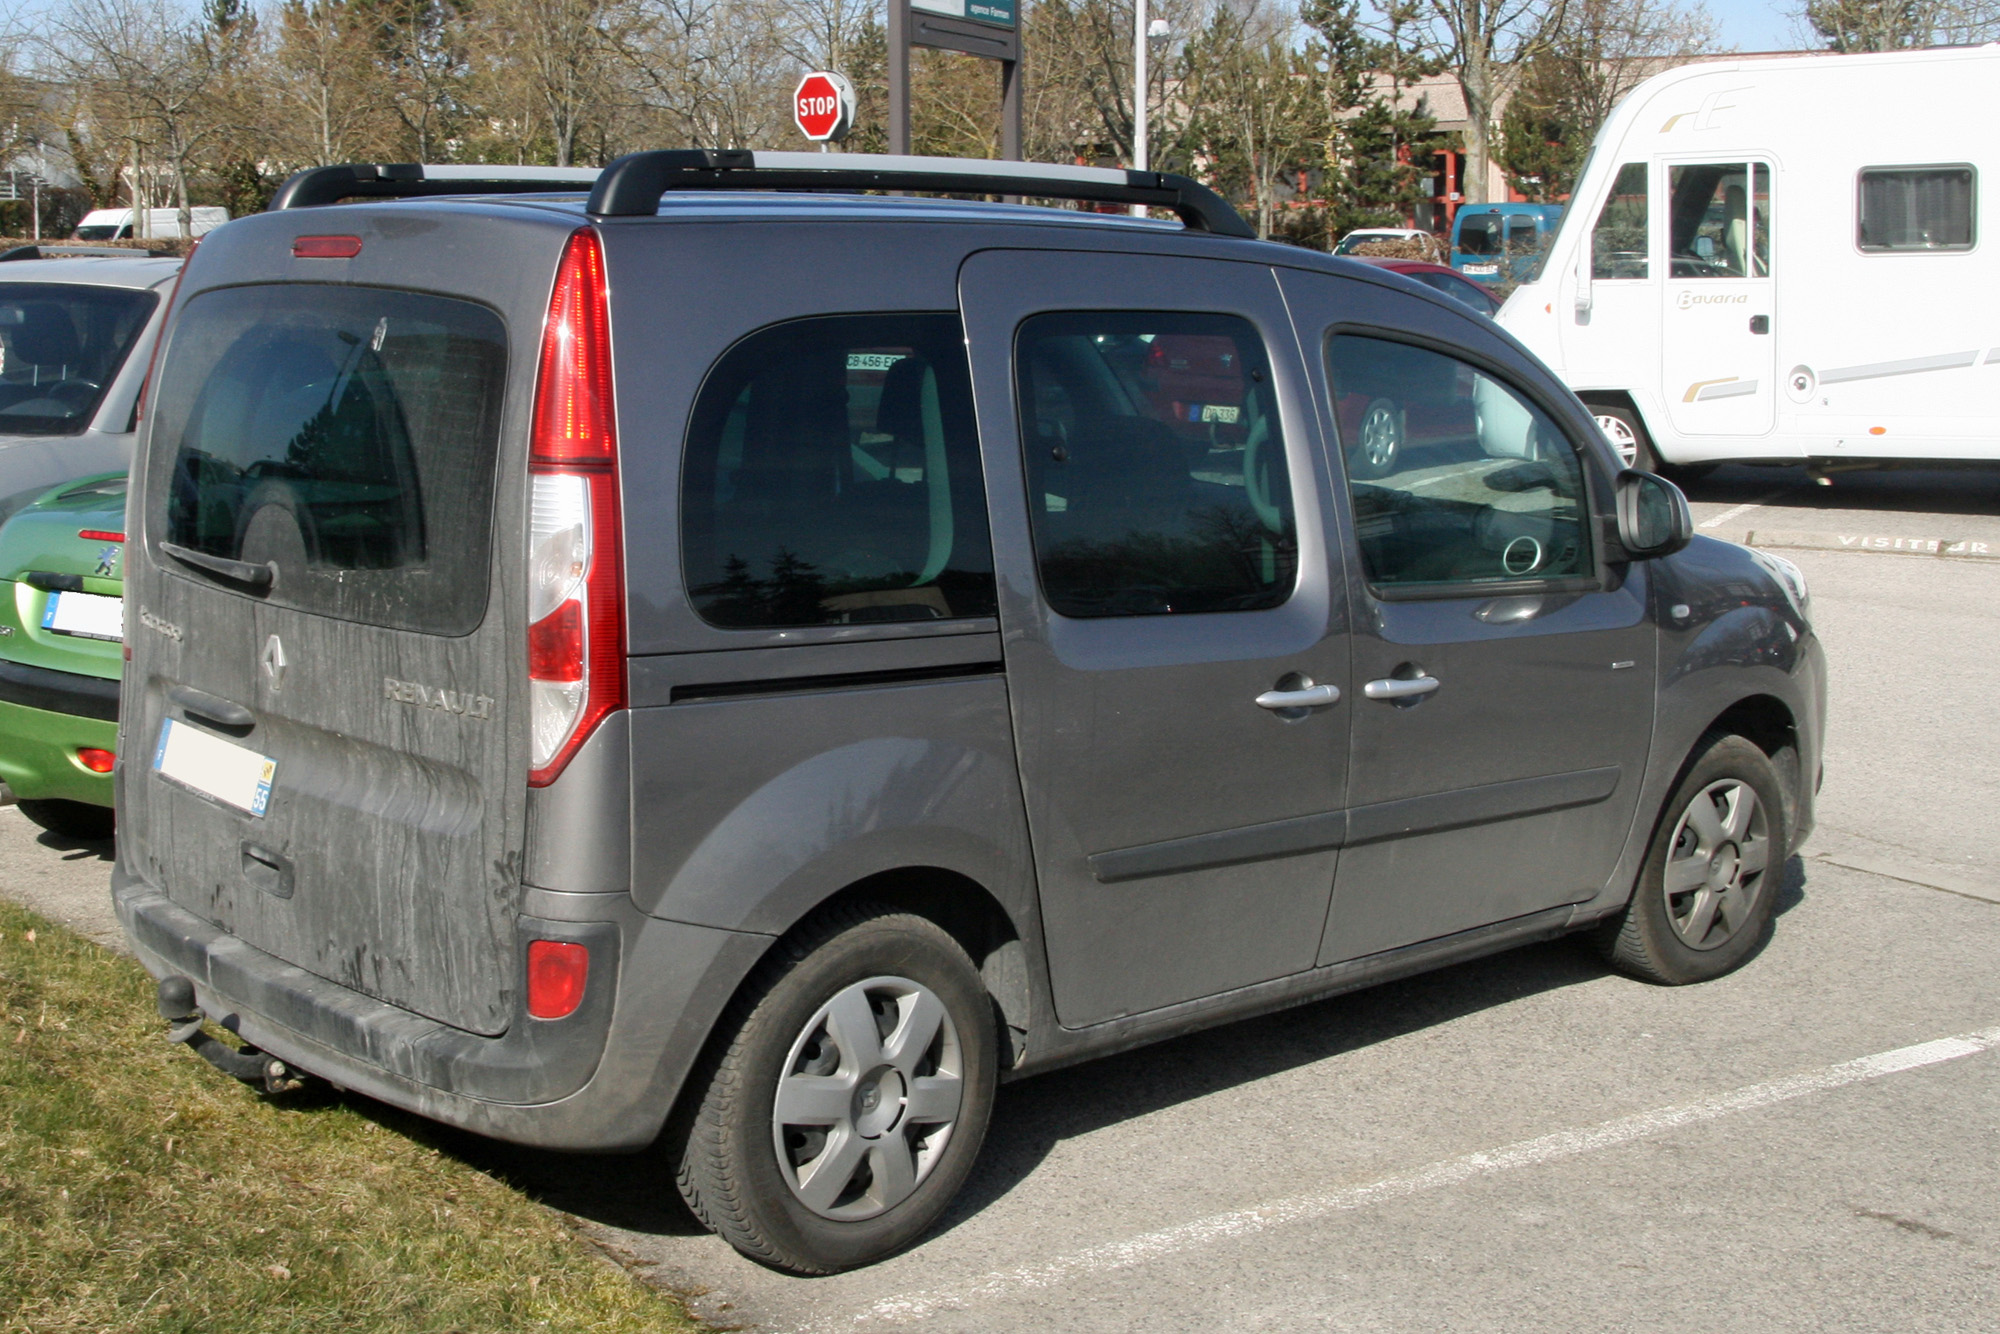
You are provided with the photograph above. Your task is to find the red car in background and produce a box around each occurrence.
[1350,256,1502,319]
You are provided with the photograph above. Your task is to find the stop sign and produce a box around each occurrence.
[794,71,855,143]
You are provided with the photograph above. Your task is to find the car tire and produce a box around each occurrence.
[16,798,114,842]
[1591,403,1658,472]
[1350,398,1403,478]
[1598,732,1787,986]
[673,902,998,1274]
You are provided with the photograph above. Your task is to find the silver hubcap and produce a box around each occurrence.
[772,975,963,1220]
[1663,779,1770,950]
[1596,413,1640,467]
[1360,404,1400,469]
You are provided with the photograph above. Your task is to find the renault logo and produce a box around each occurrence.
[261,634,288,691]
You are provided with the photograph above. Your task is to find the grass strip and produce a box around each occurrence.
[0,900,699,1333]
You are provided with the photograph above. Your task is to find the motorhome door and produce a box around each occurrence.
[1659,161,1775,437]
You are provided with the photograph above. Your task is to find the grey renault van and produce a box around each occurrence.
[115,153,1824,1274]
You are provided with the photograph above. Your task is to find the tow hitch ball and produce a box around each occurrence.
[157,976,301,1094]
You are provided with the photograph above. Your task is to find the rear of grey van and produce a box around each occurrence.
[112,206,758,1148]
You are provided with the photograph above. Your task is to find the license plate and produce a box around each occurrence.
[42,590,123,642]
[1464,264,1499,275]
[152,718,275,817]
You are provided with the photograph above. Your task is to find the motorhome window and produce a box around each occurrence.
[150,284,507,636]
[1592,163,1650,279]
[1015,312,1298,618]
[1669,163,1770,279]
[1857,166,1974,252]
[0,283,157,435]
[682,313,997,629]
[1326,335,1590,592]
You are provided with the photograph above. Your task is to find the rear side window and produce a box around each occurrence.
[148,284,507,635]
[681,313,996,629]
[0,283,158,436]
[1858,166,1974,252]
[1015,311,1297,618]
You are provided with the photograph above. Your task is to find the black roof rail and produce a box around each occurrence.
[0,244,177,261]
[267,163,603,210]
[264,152,1256,239]
[586,150,1256,238]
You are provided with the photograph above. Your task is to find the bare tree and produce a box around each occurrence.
[1797,0,2000,49]
[45,0,231,237]
[1417,0,1568,202]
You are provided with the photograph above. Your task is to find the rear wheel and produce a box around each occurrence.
[1599,733,1786,985]
[16,798,114,842]
[674,904,997,1274]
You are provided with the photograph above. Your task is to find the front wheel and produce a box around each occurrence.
[1592,404,1657,471]
[674,904,998,1274]
[1349,397,1403,478]
[1598,732,1787,985]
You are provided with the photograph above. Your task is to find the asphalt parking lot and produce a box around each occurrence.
[5,464,1996,1332]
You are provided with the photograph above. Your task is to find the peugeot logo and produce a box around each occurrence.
[261,634,288,691]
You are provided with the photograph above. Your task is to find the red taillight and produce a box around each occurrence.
[77,748,116,774]
[527,228,623,787]
[526,599,584,680]
[79,529,125,543]
[526,940,589,1019]
[532,229,615,466]
[293,234,363,259]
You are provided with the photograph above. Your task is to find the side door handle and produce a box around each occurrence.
[1363,675,1440,701]
[1749,314,1770,335]
[1255,683,1341,710]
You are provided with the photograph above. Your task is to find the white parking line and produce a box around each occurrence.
[1699,487,1796,530]
[837,1027,2000,1329]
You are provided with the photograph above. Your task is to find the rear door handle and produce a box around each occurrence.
[1255,683,1341,710]
[1749,314,1770,335]
[169,684,255,730]
[1362,675,1440,701]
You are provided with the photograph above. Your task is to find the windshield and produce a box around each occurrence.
[72,225,124,241]
[0,282,158,435]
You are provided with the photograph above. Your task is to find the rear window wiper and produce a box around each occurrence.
[158,541,275,591]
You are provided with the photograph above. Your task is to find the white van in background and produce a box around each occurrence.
[72,207,229,241]
[1499,46,1998,473]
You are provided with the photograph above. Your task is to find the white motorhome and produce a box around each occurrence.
[72,207,229,241]
[1499,46,1998,472]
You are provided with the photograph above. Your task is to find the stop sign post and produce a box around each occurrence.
[794,71,855,143]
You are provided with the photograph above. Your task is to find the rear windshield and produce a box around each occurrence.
[146,284,507,636]
[0,282,158,435]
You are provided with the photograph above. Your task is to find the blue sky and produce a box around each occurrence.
[1703,0,1812,52]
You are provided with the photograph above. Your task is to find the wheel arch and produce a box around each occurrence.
[1703,693,1803,845]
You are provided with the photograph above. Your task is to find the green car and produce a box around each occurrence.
[0,471,125,839]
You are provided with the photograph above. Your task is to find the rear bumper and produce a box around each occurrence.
[114,864,772,1151]
[0,695,116,805]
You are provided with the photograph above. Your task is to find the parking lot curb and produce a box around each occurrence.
[1741,528,2000,560]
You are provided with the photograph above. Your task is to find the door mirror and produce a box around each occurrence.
[1615,470,1693,558]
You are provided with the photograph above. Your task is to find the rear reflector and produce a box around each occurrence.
[77,748,115,774]
[293,235,363,258]
[79,529,124,543]
[526,940,588,1019]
